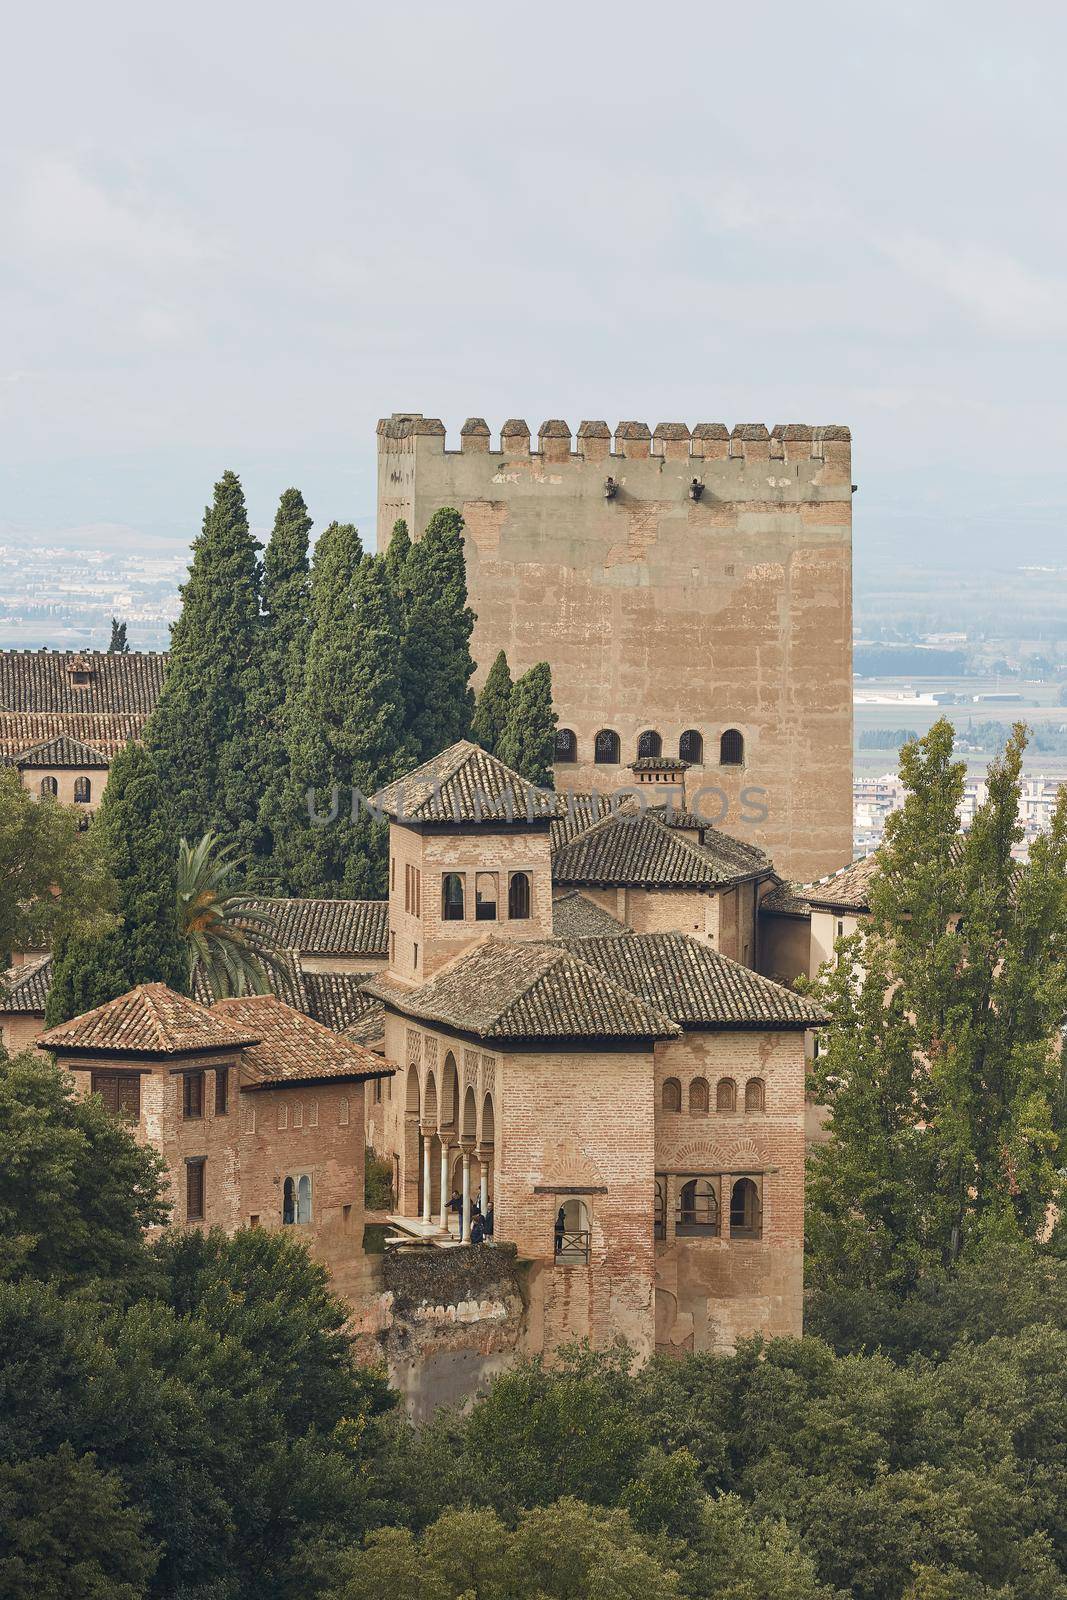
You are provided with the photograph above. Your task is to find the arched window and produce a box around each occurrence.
[662,1078,682,1112]
[677,1178,719,1236]
[689,1077,709,1115]
[730,1178,761,1239]
[39,776,58,798]
[508,871,531,920]
[679,729,703,764]
[555,728,578,764]
[594,729,620,765]
[554,1197,590,1263]
[475,872,498,921]
[720,728,744,766]
[716,1077,737,1112]
[297,1174,313,1225]
[745,1078,765,1113]
[282,1176,295,1224]
[441,872,465,921]
[73,776,91,804]
[637,729,662,759]
[654,1178,666,1241]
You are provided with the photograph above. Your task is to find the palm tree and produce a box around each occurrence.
[177,832,283,1000]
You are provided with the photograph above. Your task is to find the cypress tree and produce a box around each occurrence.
[470,650,513,756]
[246,489,313,889]
[498,661,557,786]
[107,618,129,653]
[146,470,262,845]
[45,743,187,1025]
[384,517,412,592]
[807,719,1067,1299]
[276,528,412,898]
[400,507,476,760]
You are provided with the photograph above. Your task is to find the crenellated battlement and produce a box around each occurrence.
[377,413,850,464]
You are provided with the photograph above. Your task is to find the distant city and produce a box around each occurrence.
[0,536,185,652]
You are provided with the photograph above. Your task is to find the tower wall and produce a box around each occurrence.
[376,415,854,883]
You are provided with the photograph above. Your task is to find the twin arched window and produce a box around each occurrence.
[555,729,578,764]
[594,729,620,765]
[73,777,91,804]
[720,728,744,766]
[730,1177,761,1239]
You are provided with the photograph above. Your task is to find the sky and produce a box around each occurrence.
[3,1,1067,573]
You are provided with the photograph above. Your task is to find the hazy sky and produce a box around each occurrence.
[3,2,1067,570]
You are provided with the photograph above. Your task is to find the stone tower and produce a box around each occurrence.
[376,414,853,884]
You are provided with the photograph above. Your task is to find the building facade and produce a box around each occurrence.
[377,414,854,883]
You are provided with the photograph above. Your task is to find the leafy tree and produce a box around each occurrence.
[107,617,129,654]
[278,532,412,897]
[146,470,262,844]
[806,719,1067,1301]
[498,660,557,785]
[149,1227,394,1438]
[0,1443,158,1600]
[0,768,115,963]
[247,488,313,889]
[400,507,476,760]
[327,1499,681,1600]
[176,832,281,999]
[0,1047,167,1291]
[470,649,513,755]
[46,743,187,1025]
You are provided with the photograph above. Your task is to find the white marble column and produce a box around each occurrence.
[461,1148,471,1243]
[438,1141,450,1231]
[479,1159,489,1218]
[421,1134,432,1225]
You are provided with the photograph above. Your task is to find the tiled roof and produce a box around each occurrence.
[12,734,110,769]
[1,956,52,1013]
[552,810,766,890]
[372,741,556,826]
[39,983,260,1056]
[551,891,630,939]
[0,650,166,715]
[191,950,310,1013]
[211,995,393,1086]
[239,897,389,956]
[344,1001,386,1049]
[0,713,148,761]
[759,882,812,916]
[550,791,615,850]
[557,933,829,1031]
[804,855,879,912]
[364,938,680,1043]
[302,971,380,1033]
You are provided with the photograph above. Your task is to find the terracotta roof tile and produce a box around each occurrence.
[804,855,879,912]
[760,882,813,916]
[240,897,388,956]
[550,791,615,850]
[0,650,166,716]
[373,740,556,826]
[552,810,767,890]
[364,938,679,1043]
[39,983,259,1056]
[210,995,393,1086]
[0,713,148,762]
[301,971,380,1033]
[1,956,52,1013]
[12,734,111,768]
[551,891,630,939]
[557,933,828,1030]
[344,1002,386,1049]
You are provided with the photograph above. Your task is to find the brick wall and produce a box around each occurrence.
[653,1029,805,1348]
